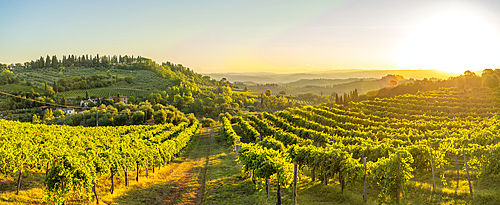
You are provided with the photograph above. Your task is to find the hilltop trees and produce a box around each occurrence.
[481,69,499,88]
[0,70,18,85]
[51,55,58,69]
[45,55,51,68]
[265,89,272,96]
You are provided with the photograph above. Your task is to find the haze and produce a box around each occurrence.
[2,0,500,74]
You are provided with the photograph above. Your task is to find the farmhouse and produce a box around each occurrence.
[80,98,100,107]
[109,96,128,104]
[40,106,53,112]
[55,107,75,115]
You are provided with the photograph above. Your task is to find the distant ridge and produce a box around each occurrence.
[203,69,458,84]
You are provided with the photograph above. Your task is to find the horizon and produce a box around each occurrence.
[2,0,500,74]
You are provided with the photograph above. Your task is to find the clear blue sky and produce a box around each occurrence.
[2,0,500,73]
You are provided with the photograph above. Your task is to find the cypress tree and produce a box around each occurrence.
[62,55,67,67]
[61,95,67,105]
[45,55,51,68]
[40,56,44,68]
[52,55,58,69]
[53,80,58,94]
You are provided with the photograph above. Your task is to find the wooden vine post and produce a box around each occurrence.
[293,163,298,205]
[146,147,148,178]
[364,157,367,202]
[340,170,344,193]
[111,173,114,194]
[463,148,473,195]
[16,165,22,195]
[429,145,436,192]
[46,161,50,177]
[311,168,315,182]
[397,151,401,205]
[324,169,328,185]
[454,141,459,193]
[136,162,139,182]
[277,173,282,205]
[266,178,270,198]
[124,167,129,186]
[92,179,99,204]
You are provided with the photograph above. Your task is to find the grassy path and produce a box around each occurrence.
[103,127,214,205]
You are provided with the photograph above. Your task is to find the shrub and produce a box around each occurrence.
[201,117,216,128]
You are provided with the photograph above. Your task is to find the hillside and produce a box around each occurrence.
[2,54,499,124]
[280,78,374,87]
[243,74,412,96]
[205,69,457,84]
[0,54,306,123]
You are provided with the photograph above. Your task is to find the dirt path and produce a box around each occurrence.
[153,127,214,205]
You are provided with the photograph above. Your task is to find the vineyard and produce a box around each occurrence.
[2,86,500,204]
[221,87,500,204]
[0,119,200,204]
[59,87,154,99]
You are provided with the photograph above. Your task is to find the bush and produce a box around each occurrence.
[131,111,145,125]
[154,110,167,124]
[218,112,232,122]
[186,113,197,126]
[113,114,128,126]
[125,76,134,84]
[201,117,216,128]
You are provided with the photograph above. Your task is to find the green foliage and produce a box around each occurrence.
[32,114,40,124]
[43,109,54,120]
[112,114,128,126]
[201,117,216,128]
[0,70,17,85]
[0,119,200,204]
[265,89,271,96]
[220,117,240,146]
[154,110,167,124]
[236,116,260,142]
[125,76,134,84]
[260,136,284,151]
[131,111,145,125]
[238,143,293,188]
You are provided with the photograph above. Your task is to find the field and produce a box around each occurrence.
[59,87,155,99]
[0,84,44,93]
[11,66,171,91]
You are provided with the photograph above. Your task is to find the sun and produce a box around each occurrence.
[397,10,500,73]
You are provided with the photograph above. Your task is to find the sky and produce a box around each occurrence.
[2,0,500,73]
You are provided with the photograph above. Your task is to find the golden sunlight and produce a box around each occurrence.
[397,10,500,73]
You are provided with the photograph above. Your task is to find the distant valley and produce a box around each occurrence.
[204,69,457,84]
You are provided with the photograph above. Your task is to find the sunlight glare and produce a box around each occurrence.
[397,10,500,73]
